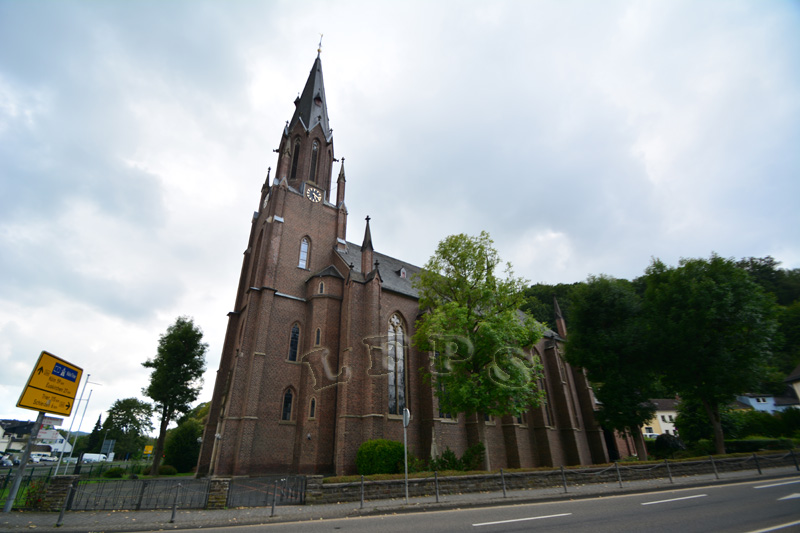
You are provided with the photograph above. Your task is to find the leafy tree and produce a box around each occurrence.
[565,275,659,459]
[413,232,544,469]
[522,282,582,327]
[142,316,208,475]
[164,418,203,473]
[644,255,778,454]
[101,398,153,460]
[674,398,741,442]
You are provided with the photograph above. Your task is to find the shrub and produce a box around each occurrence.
[429,448,461,471]
[650,434,686,459]
[356,439,405,475]
[143,464,179,476]
[102,467,126,478]
[460,443,485,471]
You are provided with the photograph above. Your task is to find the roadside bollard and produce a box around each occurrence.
[753,453,762,475]
[270,479,279,517]
[55,480,76,527]
[169,483,181,523]
[710,455,719,479]
[615,462,623,488]
[360,475,364,509]
[500,469,507,498]
[665,460,673,484]
[560,465,568,493]
[434,471,440,503]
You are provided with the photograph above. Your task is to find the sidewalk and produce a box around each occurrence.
[2,465,799,532]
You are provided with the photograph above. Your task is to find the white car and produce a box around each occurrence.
[642,432,660,439]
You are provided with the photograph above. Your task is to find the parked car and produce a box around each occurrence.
[642,432,660,439]
[0,458,13,467]
[40,455,59,462]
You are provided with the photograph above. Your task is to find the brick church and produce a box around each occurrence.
[196,54,610,477]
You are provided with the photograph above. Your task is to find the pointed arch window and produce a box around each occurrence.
[288,324,300,362]
[315,328,321,346]
[308,397,316,419]
[388,314,407,415]
[298,238,310,269]
[290,138,301,180]
[308,140,319,182]
[281,389,294,421]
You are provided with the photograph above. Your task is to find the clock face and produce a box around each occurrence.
[306,187,322,203]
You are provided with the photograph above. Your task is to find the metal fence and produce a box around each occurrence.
[68,478,210,511]
[0,474,48,510]
[227,475,307,508]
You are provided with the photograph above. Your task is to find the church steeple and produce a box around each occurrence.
[288,57,331,140]
[275,55,335,200]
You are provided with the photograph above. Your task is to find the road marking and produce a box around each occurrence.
[641,494,707,506]
[744,519,800,532]
[754,479,800,489]
[778,493,800,500]
[473,513,572,527]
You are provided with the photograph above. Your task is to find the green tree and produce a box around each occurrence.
[142,316,208,475]
[522,282,582,327]
[644,255,778,454]
[86,415,103,454]
[164,418,203,473]
[413,232,544,469]
[565,275,659,459]
[101,398,153,460]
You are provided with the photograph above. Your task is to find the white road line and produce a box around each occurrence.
[473,513,572,527]
[744,519,800,533]
[754,479,800,489]
[641,494,707,506]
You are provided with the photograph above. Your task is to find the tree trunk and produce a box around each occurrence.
[701,399,726,455]
[150,408,171,475]
[631,427,649,461]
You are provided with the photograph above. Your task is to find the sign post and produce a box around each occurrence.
[3,351,83,513]
[403,407,410,505]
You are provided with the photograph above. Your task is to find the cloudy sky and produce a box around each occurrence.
[1,1,798,434]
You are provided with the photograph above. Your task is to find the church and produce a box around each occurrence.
[196,53,609,476]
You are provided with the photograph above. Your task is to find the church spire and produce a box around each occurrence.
[288,56,331,139]
[554,296,568,338]
[361,216,374,274]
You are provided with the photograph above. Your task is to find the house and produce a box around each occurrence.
[197,53,610,476]
[736,391,799,414]
[642,399,678,437]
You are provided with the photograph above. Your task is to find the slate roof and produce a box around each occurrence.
[336,241,422,298]
[287,56,332,140]
[651,398,678,411]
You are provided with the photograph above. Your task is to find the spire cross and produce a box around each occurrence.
[365,215,370,223]
[317,34,323,57]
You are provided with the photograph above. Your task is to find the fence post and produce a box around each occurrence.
[560,465,568,493]
[615,462,623,488]
[500,469,507,498]
[665,460,673,484]
[169,483,181,524]
[790,449,799,472]
[135,480,149,511]
[434,471,440,503]
[270,479,279,517]
[709,455,719,480]
[55,480,76,528]
[753,453,762,475]
[360,475,364,509]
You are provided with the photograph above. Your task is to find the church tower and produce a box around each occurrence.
[197,53,349,475]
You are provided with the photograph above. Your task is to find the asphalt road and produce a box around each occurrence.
[185,477,800,533]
